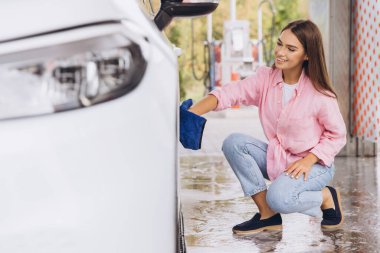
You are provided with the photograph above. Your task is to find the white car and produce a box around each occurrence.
[0,0,217,252]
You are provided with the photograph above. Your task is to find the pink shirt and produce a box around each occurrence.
[209,66,347,180]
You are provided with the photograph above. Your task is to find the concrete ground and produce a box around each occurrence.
[179,107,380,253]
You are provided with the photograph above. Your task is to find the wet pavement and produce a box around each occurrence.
[179,107,380,253]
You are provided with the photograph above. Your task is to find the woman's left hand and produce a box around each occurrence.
[284,157,315,181]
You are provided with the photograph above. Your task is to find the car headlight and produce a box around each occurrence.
[0,21,148,120]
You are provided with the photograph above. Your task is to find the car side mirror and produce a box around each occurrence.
[154,0,219,31]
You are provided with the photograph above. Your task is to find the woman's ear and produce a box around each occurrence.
[304,55,309,61]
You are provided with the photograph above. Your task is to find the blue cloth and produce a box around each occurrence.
[179,99,207,150]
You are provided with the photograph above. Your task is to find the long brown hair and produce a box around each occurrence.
[272,20,337,98]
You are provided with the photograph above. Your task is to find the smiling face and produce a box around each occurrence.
[274,29,308,71]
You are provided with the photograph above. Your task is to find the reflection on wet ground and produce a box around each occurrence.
[180,155,380,253]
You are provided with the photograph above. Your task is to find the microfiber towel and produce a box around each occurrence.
[179,99,207,150]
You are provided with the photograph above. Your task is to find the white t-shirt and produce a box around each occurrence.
[282,82,298,107]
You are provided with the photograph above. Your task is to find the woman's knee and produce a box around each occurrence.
[222,133,248,155]
[266,187,295,214]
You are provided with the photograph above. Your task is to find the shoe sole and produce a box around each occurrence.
[233,225,283,235]
[321,189,344,229]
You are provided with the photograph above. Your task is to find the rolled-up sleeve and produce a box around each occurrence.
[310,96,347,166]
[208,66,267,111]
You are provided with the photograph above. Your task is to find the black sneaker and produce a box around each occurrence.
[321,186,344,229]
[232,213,282,235]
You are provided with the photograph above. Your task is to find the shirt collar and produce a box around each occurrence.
[272,68,283,86]
[272,67,307,96]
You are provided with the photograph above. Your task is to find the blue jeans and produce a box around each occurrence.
[222,133,335,217]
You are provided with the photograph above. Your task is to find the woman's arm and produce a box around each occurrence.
[188,95,218,116]
[310,96,347,166]
[190,66,268,114]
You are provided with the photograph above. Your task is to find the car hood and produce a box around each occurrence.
[0,0,148,41]
[0,0,176,64]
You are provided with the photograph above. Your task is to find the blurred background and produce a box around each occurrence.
[142,0,308,101]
